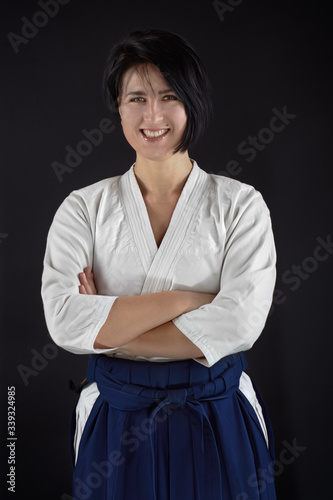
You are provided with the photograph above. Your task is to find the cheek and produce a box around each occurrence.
[119,104,141,124]
[119,108,140,138]
[172,105,187,131]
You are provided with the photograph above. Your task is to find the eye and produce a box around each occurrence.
[130,96,145,102]
[162,95,178,101]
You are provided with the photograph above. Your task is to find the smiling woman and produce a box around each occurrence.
[41,29,277,500]
[103,29,212,153]
[117,63,188,162]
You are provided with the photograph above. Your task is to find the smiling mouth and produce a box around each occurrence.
[141,129,170,138]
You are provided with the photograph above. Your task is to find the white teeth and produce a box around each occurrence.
[142,129,168,138]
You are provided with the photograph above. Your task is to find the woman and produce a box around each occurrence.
[42,29,277,499]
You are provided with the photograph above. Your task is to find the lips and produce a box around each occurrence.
[140,129,170,141]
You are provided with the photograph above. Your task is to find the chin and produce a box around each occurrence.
[137,147,176,162]
[141,155,171,163]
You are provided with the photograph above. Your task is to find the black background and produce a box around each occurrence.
[1,0,332,498]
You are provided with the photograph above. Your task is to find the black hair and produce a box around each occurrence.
[102,29,213,153]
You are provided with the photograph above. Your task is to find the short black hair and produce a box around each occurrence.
[102,29,213,153]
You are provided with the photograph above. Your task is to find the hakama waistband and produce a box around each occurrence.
[86,352,247,406]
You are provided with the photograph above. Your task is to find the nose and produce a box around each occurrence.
[143,97,164,124]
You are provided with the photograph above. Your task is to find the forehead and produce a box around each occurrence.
[120,63,170,95]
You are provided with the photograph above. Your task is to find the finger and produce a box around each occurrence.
[83,267,97,294]
[84,266,93,277]
[83,273,95,295]
[79,272,88,287]
[79,284,87,295]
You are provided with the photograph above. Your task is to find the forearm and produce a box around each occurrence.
[79,267,214,350]
[95,291,190,349]
[114,321,205,360]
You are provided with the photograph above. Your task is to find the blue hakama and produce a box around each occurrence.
[71,353,276,499]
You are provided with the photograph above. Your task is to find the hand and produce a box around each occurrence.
[78,266,97,295]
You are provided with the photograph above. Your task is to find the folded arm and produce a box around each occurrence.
[116,322,205,359]
[79,267,209,359]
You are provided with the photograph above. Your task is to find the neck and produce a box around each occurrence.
[133,152,193,197]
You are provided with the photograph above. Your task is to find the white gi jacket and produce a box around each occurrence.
[41,160,276,456]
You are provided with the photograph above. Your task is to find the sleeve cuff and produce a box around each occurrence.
[172,315,218,367]
[87,296,120,354]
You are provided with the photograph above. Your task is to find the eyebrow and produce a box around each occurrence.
[124,88,174,97]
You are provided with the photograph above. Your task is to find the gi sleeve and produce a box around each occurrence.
[172,189,276,367]
[41,191,119,355]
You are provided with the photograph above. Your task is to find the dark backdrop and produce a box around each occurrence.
[1,0,332,498]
